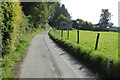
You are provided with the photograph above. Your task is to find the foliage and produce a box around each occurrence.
[49,30,119,78]
[0,2,2,25]
[72,19,94,30]
[55,14,68,26]
[21,2,57,28]
[2,1,54,55]
[2,1,55,78]
[2,1,23,55]
[49,4,71,27]
[48,2,60,27]
[2,27,42,78]
[97,9,113,30]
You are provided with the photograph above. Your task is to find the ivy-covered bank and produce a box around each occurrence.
[2,28,43,78]
[2,2,23,54]
[1,0,57,78]
[1,1,41,78]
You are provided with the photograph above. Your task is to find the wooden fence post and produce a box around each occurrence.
[61,30,63,37]
[95,33,100,50]
[67,30,69,39]
[77,30,79,44]
[59,29,60,36]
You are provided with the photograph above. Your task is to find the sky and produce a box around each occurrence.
[60,0,119,26]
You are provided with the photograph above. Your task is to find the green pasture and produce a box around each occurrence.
[52,30,118,63]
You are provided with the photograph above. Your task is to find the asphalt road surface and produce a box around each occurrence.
[19,31,100,79]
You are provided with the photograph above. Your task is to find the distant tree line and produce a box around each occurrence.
[48,3,95,30]
[48,3,120,32]
[72,19,95,30]
[72,9,119,32]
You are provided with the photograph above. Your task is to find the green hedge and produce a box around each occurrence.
[2,1,23,55]
[49,30,119,78]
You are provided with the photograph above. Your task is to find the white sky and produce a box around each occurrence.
[60,0,119,26]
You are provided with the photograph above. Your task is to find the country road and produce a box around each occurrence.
[19,31,100,79]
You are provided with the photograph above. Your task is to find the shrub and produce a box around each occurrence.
[2,1,23,55]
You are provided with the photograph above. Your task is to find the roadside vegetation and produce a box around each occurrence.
[2,27,43,78]
[1,0,119,79]
[57,30,118,60]
[0,32,1,79]
[0,59,1,79]
[49,30,119,78]
[1,1,58,78]
[48,1,119,78]
[0,31,1,79]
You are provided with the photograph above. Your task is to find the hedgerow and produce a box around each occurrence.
[49,30,119,78]
[2,1,23,55]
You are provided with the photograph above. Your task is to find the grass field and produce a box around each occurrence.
[53,30,118,62]
[49,29,119,77]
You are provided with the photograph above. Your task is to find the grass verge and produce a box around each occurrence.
[49,30,119,78]
[2,28,43,78]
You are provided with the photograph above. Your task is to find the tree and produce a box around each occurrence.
[60,5,71,19]
[48,2,60,27]
[108,22,113,28]
[98,9,112,30]
[72,20,78,29]
[55,14,68,26]
[72,19,94,30]
[21,2,57,28]
[49,4,71,27]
